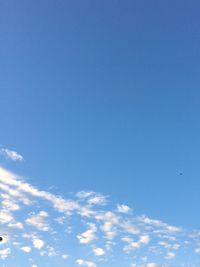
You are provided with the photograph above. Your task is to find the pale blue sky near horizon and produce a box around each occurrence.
[1,0,200,233]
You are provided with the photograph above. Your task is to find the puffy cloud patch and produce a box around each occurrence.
[26,211,49,231]
[33,238,45,250]
[117,204,131,214]
[21,246,32,253]
[77,223,97,244]
[93,247,105,256]
[76,259,96,267]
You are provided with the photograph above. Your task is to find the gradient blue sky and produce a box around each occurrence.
[0,0,200,244]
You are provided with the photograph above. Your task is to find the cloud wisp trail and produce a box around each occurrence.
[0,148,24,161]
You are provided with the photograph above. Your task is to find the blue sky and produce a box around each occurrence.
[0,1,200,266]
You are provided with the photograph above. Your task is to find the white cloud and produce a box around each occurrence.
[117,204,131,213]
[93,247,105,256]
[146,263,160,267]
[77,223,97,244]
[8,221,24,229]
[195,247,200,254]
[0,167,79,214]
[0,166,199,266]
[46,246,57,257]
[21,246,32,253]
[33,238,45,250]
[88,194,107,206]
[121,221,139,235]
[122,235,150,253]
[122,236,141,252]
[165,251,175,259]
[139,215,181,234]
[140,235,150,244]
[62,254,69,259]
[0,210,13,223]
[146,264,168,267]
[76,191,107,206]
[76,259,96,267]
[26,211,49,231]
[0,248,11,259]
[96,211,119,240]
[76,191,94,199]
[1,199,20,211]
[0,148,23,161]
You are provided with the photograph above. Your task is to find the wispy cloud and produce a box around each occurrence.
[0,148,24,161]
[0,167,199,267]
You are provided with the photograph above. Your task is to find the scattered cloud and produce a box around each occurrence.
[32,238,45,250]
[76,259,96,267]
[77,223,97,244]
[0,167,199,266]
[62,254,69,259]
[0,148,23,161]
[21,246,32,253]
[146,263,162,267]
[26,211,49,231]
[93,247,105,256]
[116,204,131,214]
[0,248,11,259]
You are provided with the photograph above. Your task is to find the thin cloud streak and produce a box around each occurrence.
[0,148,24,161]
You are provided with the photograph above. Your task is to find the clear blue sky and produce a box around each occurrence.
[0,0,200,258]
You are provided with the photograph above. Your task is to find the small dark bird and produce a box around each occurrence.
[179,173,183,176]
[0,237,3,242]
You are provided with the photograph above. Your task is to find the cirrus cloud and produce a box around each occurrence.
[0,148,24,161]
